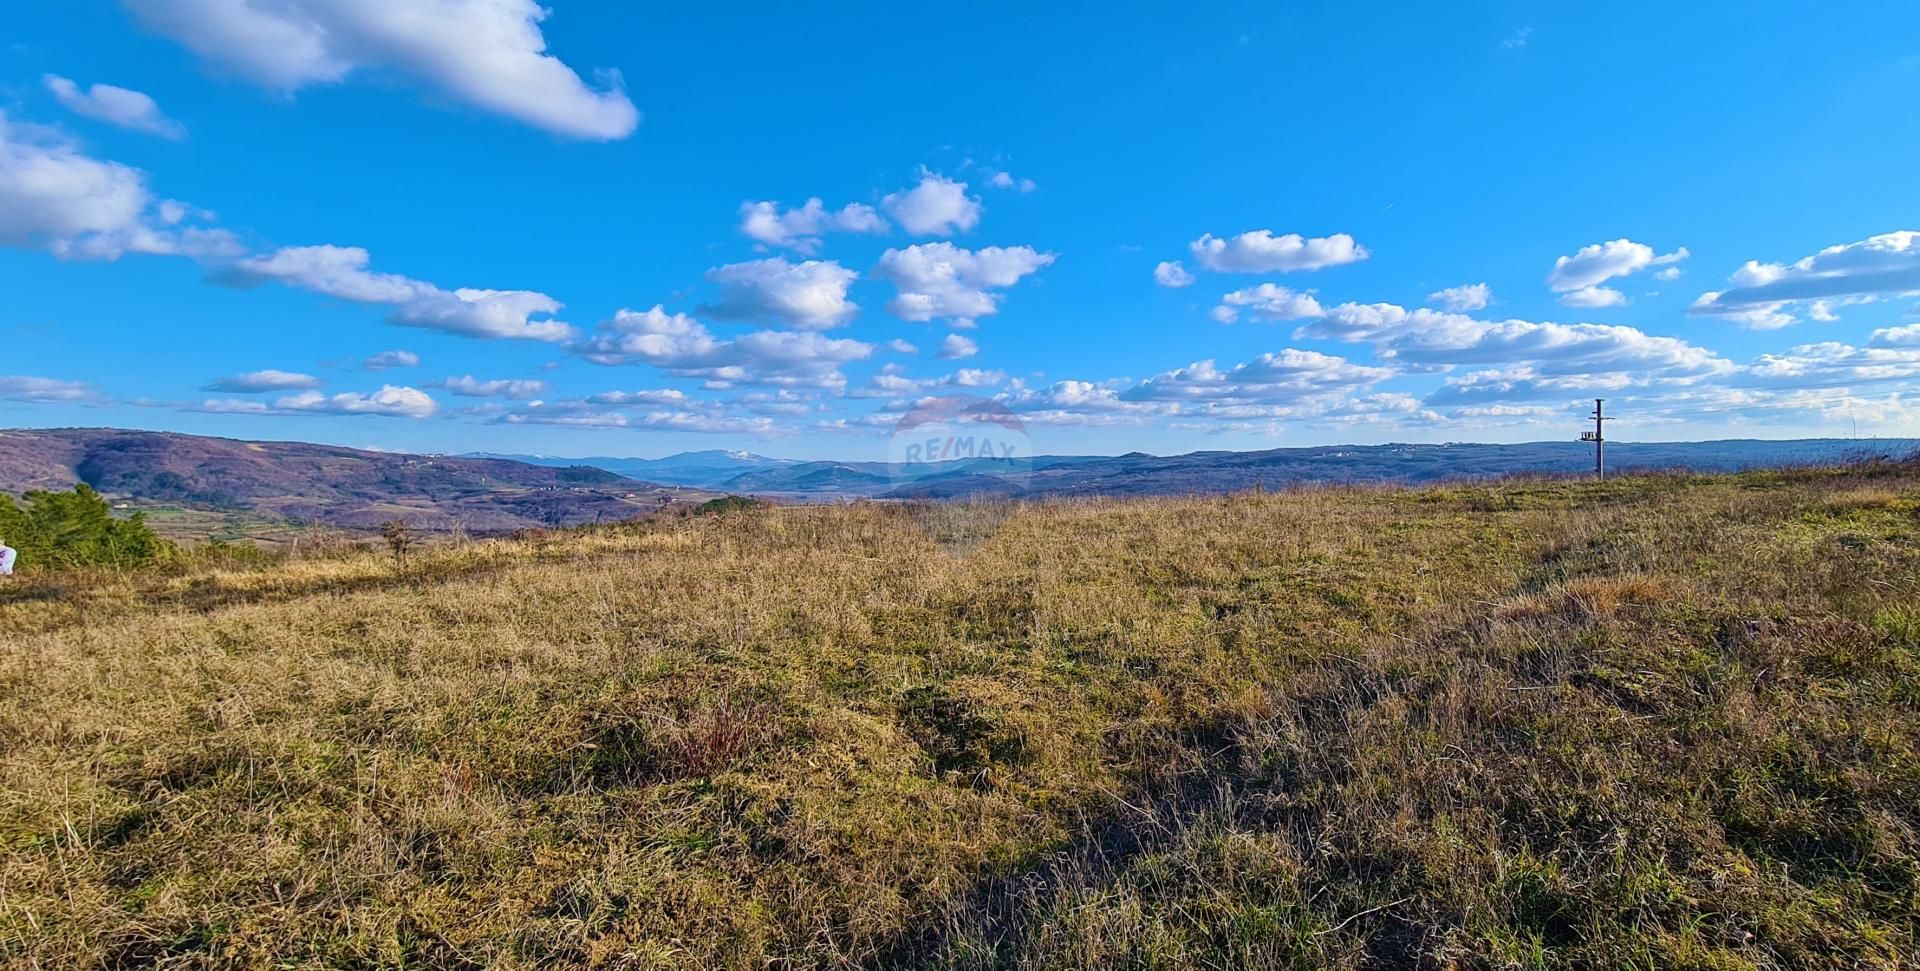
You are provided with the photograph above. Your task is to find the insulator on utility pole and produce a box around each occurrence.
[1578,398,1609,480]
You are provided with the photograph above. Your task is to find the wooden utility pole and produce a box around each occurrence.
[1579,398,1609,480]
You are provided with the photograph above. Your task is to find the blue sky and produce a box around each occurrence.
[4,1,1920,460]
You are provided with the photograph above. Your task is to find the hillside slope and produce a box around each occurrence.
[3,463,1918,967]
[0,428,706,535]
[886,438,1920,499]
[522,439,1915,500]
[465,449,803,488]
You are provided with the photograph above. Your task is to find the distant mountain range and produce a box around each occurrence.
[1,428,711,536]
[5,430,1914,544]
[475,438,1920,500]
[462,449,802,488]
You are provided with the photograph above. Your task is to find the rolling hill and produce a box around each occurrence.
[0,428,708,537]
[494,438,1920,500]
[463,448,803,489]
[885,438,1920,499]
[8,429,1916,542]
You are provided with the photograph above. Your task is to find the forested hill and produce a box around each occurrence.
[0,428,706,533]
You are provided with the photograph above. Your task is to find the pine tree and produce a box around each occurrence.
[0,485,171,571]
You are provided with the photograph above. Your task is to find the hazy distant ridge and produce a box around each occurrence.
[476,438,1920,499]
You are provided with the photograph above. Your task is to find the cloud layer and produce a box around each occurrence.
[1298,302,1731,384]
[11,62,1919,447]
[1691,231,1920,329]
[0,112,235,261]
[573,305,873,389]
[1,376,96,403]
[196,385,438,418]
[205,369,322,392]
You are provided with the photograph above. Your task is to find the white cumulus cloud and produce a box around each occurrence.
[1153,260,1194,288]
[1546,238,1687,297]
[1558,285,1628,308]
[1212,283,1325,323]
[1189,230,1369,273]
[584,388,694,407]
[874,242,1056,324]
[1740,339,1920,387]
[43,75,185,139]
[937,334,978,359]
[999,379,1161,426]
[1298,302,1734,393]
[572,305,873,389]
[1427,282,1491,311]
[223,244,576,342]
[739,198,887,253]
[701,257,859,330]
[205,369,322,392]
[1870,323,1920,348]
[987,170,1036,192]
[1691,231,1920,329]
[439,375,548,398]
[848,366,1008,400]
[948,367,1004,387]
[281,385,438,417]
[197,384,438,418]
[0,112,236,261]
[0,375,96,403]
[122,0,639,139]
[364,349,419,370]
[881,170,982,236]
[1122,349,1394,406]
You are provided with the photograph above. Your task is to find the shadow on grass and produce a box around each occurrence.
[0,580,69,606]
[4,537,644,630]
[869,600,1465,969]
[868,658,1423,970]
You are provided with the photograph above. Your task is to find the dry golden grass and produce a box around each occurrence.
[2,464,1918,968]
[1495,573,1674,622]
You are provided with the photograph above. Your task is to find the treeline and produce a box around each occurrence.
[0,485,171,572]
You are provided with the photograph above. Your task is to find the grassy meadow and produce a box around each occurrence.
[3,463,1919,968]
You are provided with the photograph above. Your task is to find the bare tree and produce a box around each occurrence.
[380,519,415,568]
